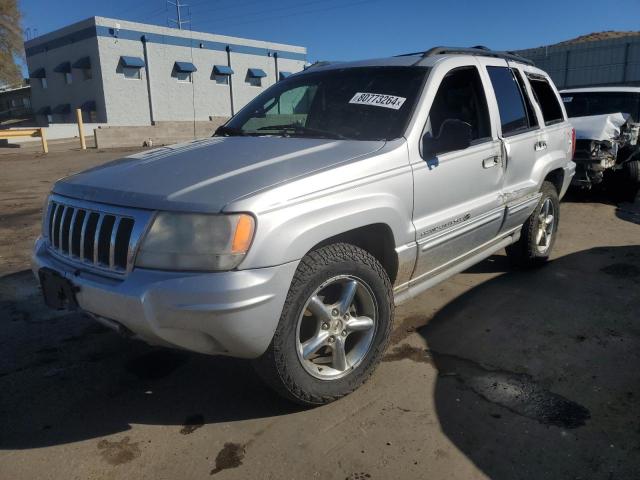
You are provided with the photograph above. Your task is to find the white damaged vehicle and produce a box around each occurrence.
[560,87,640,188]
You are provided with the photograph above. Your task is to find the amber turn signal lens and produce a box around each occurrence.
[231,214,255,254]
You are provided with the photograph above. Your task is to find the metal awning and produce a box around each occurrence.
[53,104,71,114]
[81,101,96,112]
[38,106,51,115]
[248,68,267,78]
[30,68,46,79]
[120,56,145,68]
[174,61,197,73]
[213,65,234,75]
[73,57,91,69]
[279,71,292,80]
[54,62,71,73]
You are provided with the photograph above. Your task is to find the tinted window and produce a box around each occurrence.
[487,66,529,136]
[561,92,640,121]
[224,67,428,141]
[425,66,491,145]
[528,76,564,125]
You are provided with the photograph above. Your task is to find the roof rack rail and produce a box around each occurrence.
[303,60,339,70]
[396,46,535,66]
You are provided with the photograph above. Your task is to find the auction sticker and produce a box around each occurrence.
[349,92,407,110]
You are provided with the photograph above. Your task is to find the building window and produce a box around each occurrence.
[246,68,266,87]
[215,74,229,85]
[176,71,192,83]
[41,78,48,89]
[64,72,73,85]
[73,57,92,81]
[123,67,141,79]
[174,62,197,83]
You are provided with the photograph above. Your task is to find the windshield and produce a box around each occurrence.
[561,91,640,121]
[219,66,429,141]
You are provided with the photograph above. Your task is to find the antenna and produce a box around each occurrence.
[167,0,190,30]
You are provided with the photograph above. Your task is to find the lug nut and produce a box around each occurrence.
[321,322,329,330]
[332,308,339,316]
[328,336,335,343]
[343,314,349,320]
[341,330,347,336]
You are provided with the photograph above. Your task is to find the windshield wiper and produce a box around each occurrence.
[214,125,247,137]
[256,124,348,140]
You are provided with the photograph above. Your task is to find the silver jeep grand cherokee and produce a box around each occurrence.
[33,47,575,405]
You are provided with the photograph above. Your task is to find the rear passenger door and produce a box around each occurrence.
[478,58,545,232]
[409,62,504,281]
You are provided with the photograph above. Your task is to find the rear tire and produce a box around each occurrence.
[253,243,393,406]
[624,159,640,184]
[506,181,560,268]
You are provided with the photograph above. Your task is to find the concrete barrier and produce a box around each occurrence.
[94,118,229,149]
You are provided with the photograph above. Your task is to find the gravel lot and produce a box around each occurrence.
[1,146,639,479]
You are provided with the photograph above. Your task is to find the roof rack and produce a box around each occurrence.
[396,46,535,66]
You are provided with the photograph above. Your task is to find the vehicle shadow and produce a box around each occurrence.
[0,270,301,450]
[418,245,640,479]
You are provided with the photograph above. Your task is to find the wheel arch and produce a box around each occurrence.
[307,223,399,284]
[544,168,565,194]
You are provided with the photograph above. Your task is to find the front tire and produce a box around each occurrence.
[506,181,560,267]
[253,243,393,406]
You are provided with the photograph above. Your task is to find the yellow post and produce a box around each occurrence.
[75,108,86,150]
[39,128,48,154]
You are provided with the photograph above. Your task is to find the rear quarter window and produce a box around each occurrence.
[527,76,564,125]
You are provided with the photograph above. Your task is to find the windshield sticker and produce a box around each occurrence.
[349,92,407,110]
[563,96,573,103]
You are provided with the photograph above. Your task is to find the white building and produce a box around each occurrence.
[25,16,307,126]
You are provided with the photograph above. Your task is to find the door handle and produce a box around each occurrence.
[534,141,547,151]
[482,156,500,168]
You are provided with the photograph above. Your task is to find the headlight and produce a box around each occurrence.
[135,212,255,271]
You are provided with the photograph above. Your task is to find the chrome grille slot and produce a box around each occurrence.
[44,195,153,276]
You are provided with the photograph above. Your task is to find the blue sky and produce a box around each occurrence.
[19,0,640,62]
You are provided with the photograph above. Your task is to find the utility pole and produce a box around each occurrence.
[167,0,190,30]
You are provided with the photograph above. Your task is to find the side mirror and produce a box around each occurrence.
[422,119,472,157]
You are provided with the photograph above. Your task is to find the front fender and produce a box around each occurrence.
[228,141,415,270]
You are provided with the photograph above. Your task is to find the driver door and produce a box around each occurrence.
[409,63,505,282]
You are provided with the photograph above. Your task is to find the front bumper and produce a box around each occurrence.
[32,237,298,358]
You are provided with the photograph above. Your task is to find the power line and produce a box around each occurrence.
[192,0,378,30]
[193,0,338,23]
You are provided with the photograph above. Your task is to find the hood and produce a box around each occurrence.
[53,136,385,213]
[569,113,629,142]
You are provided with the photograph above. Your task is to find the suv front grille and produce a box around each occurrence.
[44,195,153,275]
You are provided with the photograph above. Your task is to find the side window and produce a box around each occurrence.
[425,66,491,149]
[486,66,529,136]
[527,76,564,125]
[513,69,538,128]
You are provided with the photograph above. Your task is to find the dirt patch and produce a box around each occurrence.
[210,442,246,475]
[97,436,141,465]
[389,314,430,344]
[383,344,432,364]
[346,473,371,480]
[180,414,205,435]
